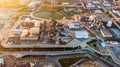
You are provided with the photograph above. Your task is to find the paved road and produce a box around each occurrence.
[0,49,88,57]
[47,57,61,67]
[0,48,119,66]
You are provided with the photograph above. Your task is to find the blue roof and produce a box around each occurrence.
[111,28,120,38]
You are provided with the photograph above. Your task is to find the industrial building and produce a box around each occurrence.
[110,28,120,39]
[8,18,41,44]
[75,31,89,38]
[6,16,75,46]
[0,58,4,67]
[100,29,113,37]
[68,22,81,30]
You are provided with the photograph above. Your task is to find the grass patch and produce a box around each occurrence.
[89,43,99,51]
[89,33,96,37]
[39,6,78,19]
[58,0,75,4]
[33,11,63,20]
[58,57,91,67]
[87,40,100,51]
[40,6,55,11]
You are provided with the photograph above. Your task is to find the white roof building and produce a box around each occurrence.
[95,10,103,13]
[101,42,106,47]
[10,29,22,35]
[103,0,109,3]
[112,10,120,17]
[68,23,80,29]
[92,1,100,4]
[62,2,69,5]
[103,3,111,7]
[75,31,89,38]
[25,18,30,22]
[30,28,39,34]
[34,21,41,27]
[43,64,55,67]
[107,20,113,27]
[86,3,95,8]
[0,58,4,64]
[111,41,119,45]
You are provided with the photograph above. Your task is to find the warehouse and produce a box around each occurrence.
[75,31,89,38]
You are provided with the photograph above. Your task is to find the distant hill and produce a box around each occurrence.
[0,0,30,8]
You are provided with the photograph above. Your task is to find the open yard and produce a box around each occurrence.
[58,57,91,67]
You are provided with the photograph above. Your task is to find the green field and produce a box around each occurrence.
[58,0,75,3]
[33,11,63,20]
[87,40,100,51]
[59,57,91,67]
